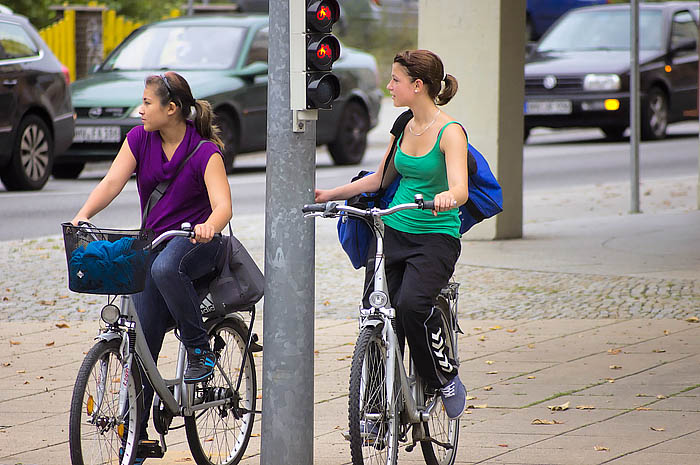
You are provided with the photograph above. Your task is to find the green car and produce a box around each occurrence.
[55,14,382,178]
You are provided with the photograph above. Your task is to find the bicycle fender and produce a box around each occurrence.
[94,331,122,343]
[360,317,384,329]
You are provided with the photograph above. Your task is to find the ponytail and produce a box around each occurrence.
[193,99,225,151]
[436,74,458,106]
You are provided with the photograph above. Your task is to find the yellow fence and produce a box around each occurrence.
[39,4,180,82]
[38,9,76,81]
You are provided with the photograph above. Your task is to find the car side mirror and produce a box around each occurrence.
[238,61,268,80]
[525,42,537,58]
[671,38,697,53]
[89,64,100,74]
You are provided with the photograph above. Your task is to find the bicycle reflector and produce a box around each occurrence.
[101,304,120,324]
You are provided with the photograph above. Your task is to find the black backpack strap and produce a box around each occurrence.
[378,109,413,191]
[141,139,208,228]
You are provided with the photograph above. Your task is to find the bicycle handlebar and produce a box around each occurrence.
[302,195,435,219]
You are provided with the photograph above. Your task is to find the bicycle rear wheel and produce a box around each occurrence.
[421,296,460,465]
[185,318,256,465]
[348,324,400,465]
[69,338,143,465]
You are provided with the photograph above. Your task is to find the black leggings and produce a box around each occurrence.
[363,225,461,389]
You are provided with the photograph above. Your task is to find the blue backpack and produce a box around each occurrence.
[337,110,503,269]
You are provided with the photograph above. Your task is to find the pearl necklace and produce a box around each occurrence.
[408,108,441,136]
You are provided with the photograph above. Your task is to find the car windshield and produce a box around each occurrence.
[538,9,664,52]
[102,25,247,70]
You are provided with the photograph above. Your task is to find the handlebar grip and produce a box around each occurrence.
[302,203,327,213]
[422,200,435,211]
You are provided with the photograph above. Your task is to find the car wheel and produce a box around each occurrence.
[214,111,239,174]
[641,87,668,141]
[0,115,53,191]
[328,101,369,165]
[601,126,626,141]
[52,162,85,179]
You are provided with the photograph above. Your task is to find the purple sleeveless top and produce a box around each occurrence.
[127,121,220,236]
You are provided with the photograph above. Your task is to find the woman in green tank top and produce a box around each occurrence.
[315,49,468,420]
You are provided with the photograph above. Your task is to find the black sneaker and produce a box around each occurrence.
[184,347,216,384]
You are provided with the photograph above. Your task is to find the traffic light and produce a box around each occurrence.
[290,0,341,114]
[305,0,341,109]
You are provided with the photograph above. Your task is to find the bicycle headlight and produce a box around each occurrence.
[369,291,388,309]
[101,304,120,324]
[583,74,621,91]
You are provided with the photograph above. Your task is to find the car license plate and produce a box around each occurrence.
[525,100,572,115]
[73,126,121,143]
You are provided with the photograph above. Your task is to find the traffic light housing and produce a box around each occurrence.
[290,0,341,114]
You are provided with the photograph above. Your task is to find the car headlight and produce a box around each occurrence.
[128,105,142,118]
[583,74,621,91]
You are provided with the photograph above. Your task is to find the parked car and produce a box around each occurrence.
[524,1,699,141]
[59,14,383,178]
[526,0,609,42]
[0,10,74,190]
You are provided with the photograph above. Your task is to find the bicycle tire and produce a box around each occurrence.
[185,318,257,465]
[421,296,460,465]
[348,324,400,465]
[69,338,143,465]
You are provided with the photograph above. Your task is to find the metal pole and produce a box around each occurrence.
[629,0,640,213]
[261,0,316,464]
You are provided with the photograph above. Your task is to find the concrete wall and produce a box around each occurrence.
[418,0,525,239]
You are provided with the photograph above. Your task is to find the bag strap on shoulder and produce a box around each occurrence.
[141,139,208,228]
[378,109,412,192]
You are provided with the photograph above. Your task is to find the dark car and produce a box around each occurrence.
[58,14,382,177]
[524,1,698,141]
[0,11,74,190]
[526,0,609,41]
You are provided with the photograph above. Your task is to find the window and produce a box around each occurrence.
[670,11,698,51]
[0,22,39,60]
[244,26,268,66]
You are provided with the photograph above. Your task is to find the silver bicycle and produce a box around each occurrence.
[303,195,461,465]
[63,222,261,465]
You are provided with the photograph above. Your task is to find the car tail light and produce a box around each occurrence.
[61,64,71,86]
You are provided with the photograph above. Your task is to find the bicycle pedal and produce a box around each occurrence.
[137,439,165,458]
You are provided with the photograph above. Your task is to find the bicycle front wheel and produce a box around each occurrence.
[69,338,143,465]
[421,298,460,465]
[348,324,400,465]
[185,318,256,465]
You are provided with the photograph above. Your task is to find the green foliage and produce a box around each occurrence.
[3,0,179,29]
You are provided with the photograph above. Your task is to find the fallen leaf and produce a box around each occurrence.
[531,419,562,425]
[485,360,495,365]
[489,325,502,330]
[486,371,498,375]
[594,445,609,451]
[204,437,213,442]
[322,300,330,306]
[45,341,55,347]
[483,386,493,391]
[685,316,699,323]
[636,407,651,411]
[506,328,517,333]
[548,401,569,411]
[2,362,10,367]
[466,395,477,401]
[478,335,486,342]
[576,405,595,410]
[609,365,622,370]
[77,308,86,313]
[606,378,615,383]
[174,458,193,462]
[23,380,29,384]
[527,376,536,379]
[607,348,621,355]
[656,394,667,399]
[652,349,666,353]
[251,433,260,437]
[650,426,665,431]
[527,343,536,349]
[663,330,670,336]
[473,327,482,331]
[473,404,488,409]
[498,444,508,447]
[36,376,44,380]
[40,300,56,306]
[16,369,26,374]
[55,323,70,329]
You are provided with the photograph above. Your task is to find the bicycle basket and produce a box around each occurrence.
[62,223,155,295]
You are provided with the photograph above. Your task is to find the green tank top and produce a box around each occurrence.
[383,121,462,238]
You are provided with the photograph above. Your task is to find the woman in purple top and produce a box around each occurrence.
[71,72,232,450]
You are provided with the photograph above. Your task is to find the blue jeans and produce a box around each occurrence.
[132,236,221,437]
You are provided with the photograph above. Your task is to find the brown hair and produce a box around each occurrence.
[393,49,458,106]
[145,71,224,150]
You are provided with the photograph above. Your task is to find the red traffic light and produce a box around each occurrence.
[306,34,340,71]
[307,0,340,33]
